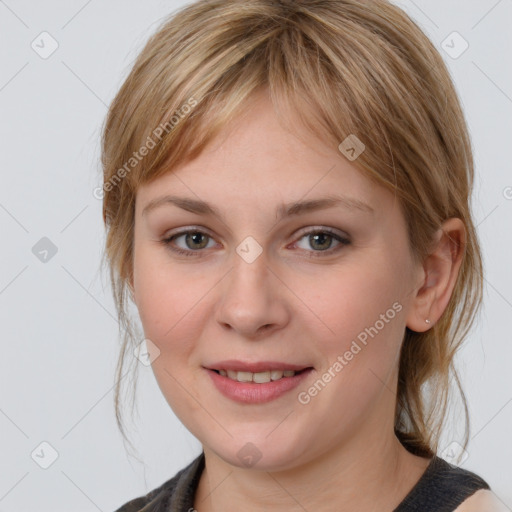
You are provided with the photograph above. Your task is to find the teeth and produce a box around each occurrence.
[217,369,300,383]
[253,371,271,383]
[237,371,253,382]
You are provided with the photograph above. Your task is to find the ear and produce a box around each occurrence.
[405,218,466,332]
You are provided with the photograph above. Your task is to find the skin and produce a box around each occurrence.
[130,89,466,511]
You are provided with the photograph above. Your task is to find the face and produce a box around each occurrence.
[132,91,422,471]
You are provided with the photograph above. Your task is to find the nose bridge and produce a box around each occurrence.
[215,243,287,335]
[227,244,273,308]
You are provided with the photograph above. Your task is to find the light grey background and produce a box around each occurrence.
[0,1,511,510]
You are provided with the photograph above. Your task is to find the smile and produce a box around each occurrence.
[213,369,304,383]
[204,361,314,404]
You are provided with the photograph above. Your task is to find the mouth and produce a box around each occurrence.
[204,360,314,404]
[210,368,311,384]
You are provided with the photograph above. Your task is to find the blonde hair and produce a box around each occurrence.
[100,0,483,460]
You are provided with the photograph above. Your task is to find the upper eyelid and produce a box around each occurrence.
[163,225,348,238]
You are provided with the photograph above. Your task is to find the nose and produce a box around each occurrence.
[214,249,290,339]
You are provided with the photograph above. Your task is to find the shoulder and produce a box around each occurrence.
[395,455,494,512]
[454,489,509,512]
[113,453,205,512]
[113,473,178,512]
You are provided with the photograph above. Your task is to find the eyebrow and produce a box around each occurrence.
[141,193,374,220]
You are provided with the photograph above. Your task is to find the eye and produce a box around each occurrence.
[160,229,216,257]
[292,227,350,257]
[160,226,350,258]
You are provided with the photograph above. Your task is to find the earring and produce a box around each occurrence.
[425,319,431,324]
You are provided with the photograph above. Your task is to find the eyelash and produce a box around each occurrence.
[160,227,351,258]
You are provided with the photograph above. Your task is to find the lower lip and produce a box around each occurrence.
[206,368,313,404]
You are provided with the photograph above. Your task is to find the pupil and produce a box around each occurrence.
[188,232,207,249]
[311,233,331,250]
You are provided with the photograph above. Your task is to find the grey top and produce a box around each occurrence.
[114,452,490,511]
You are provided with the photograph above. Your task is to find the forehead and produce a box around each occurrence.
[135,93,397,221]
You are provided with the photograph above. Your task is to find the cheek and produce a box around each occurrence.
[311,262,404,341]
[133,247,203,351]
[302,263,407,395]
[133,254,207,414]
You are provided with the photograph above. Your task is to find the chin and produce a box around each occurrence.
[205,432,310,472]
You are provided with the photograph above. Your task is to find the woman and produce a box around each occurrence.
[100,0,504,510]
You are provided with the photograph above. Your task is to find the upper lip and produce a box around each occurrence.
[204,360,312,373]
